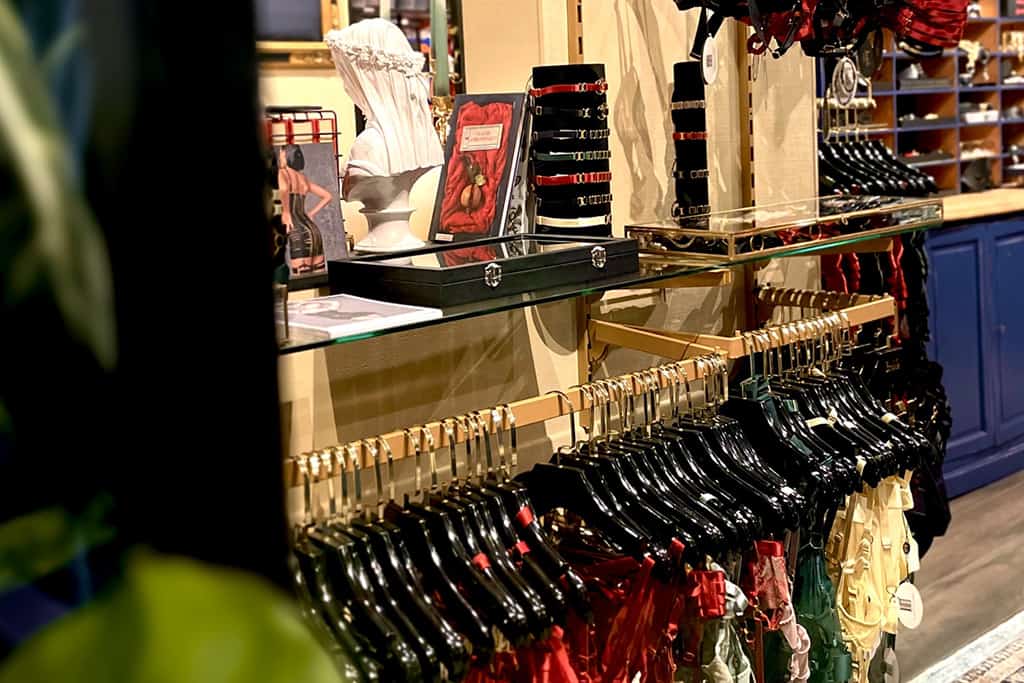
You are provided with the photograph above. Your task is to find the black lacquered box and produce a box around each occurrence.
[330,235,639,307]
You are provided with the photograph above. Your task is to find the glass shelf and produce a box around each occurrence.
[626,195,942,260]
[279,196,944,355]
[907,157,957,168]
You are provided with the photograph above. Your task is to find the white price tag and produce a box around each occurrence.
[702,37,719,85]
[895,582,924,629]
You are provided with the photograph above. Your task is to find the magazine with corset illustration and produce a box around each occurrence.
[281,294,441,340]
[271,141,348,285]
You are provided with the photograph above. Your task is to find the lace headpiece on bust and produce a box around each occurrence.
[327,19,443,178]
[328,41,425,77]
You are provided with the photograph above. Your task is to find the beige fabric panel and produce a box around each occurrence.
[462,0,572,90]
[749,43,819,205]
[748,41,821,291]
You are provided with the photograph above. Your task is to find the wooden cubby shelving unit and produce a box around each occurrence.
[819,0,1024,194]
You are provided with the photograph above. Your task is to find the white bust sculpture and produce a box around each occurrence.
[327,19,444,252]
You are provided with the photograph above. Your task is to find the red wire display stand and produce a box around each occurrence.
[264,106,345,291]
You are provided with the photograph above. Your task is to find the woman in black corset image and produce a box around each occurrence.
[277,144,331,275]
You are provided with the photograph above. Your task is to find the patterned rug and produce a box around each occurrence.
[909,611,1024,683]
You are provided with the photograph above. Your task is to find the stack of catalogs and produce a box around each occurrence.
[671,62,711,222]
[529,64,613,237]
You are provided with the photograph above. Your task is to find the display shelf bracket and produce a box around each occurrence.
[587,291,897,362]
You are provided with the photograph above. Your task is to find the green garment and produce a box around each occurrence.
[792,545,853,683]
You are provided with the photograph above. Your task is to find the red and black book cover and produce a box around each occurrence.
[430,94,528,242]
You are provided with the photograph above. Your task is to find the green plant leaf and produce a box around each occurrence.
[0,551,346,683]
[0,2,115,368]
[0,496,116,594]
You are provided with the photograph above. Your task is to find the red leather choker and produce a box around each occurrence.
[673,131,709,141]
[529,80,609,98]
[533,171,613,187]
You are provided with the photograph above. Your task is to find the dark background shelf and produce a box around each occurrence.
[820,13,1024,194]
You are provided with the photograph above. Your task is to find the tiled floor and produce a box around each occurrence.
[899,469,1024,680]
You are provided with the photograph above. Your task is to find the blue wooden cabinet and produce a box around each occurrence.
[927,215,1024,497]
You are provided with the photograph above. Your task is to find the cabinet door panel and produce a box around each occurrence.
[927,227,995,462]
[990,220,1024,444]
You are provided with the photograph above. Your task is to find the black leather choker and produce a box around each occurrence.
[532,128,611,142]
[533,103,608,120]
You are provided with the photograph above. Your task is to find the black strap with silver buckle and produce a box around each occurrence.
[671,99,706,111]
[536,193,614,210]
[533,103,609,120]
[673,167,711,180]
[532,128,612,142]
[533,149,612,163]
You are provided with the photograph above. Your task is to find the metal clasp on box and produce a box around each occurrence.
[591,246,607,269]
[484,262,503,288]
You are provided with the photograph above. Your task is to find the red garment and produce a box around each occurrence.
[467,651,520,683]
[645,576,687,682]
[560,553,692,683]
[881,0,968,49]
[677,569,716,675]
[821,254,849,293]
[602,557,658,682]
[888,237,908,312]
[511,627,580,683]
[740,540,791,634]
[842,253,861,292]
[439,101,515,236]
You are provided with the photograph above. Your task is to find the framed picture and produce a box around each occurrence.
[428,93,529,243]
[255,0,340,69]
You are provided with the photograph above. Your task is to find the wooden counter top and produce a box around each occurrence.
[943,188,1024,223]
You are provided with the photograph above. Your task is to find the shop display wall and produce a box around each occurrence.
[269,0,821,517]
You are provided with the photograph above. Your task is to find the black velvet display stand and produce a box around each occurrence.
[672,62,712,220]
[530,64,613,236]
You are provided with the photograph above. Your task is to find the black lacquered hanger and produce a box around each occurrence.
[291,453,382,682]
[441,415,554,640]
[390,424,531,648]
[383,427,493,653]
[519,386,654,561]
[301,450,423,682]
[350,438,469,681]
[666,356,801,532]
[457,411,571,626]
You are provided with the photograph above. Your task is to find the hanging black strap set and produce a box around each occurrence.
[671,62,712,221]
[528,64,613,238]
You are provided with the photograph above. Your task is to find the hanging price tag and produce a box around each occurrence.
[702,37,719,85]
[894,582,924,629]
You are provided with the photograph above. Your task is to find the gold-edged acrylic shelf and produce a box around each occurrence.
[626,195,943,263]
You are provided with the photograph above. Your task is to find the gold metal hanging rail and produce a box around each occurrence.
[283,351,725,487]
[588,289,896,362]
[285,288,896,487]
